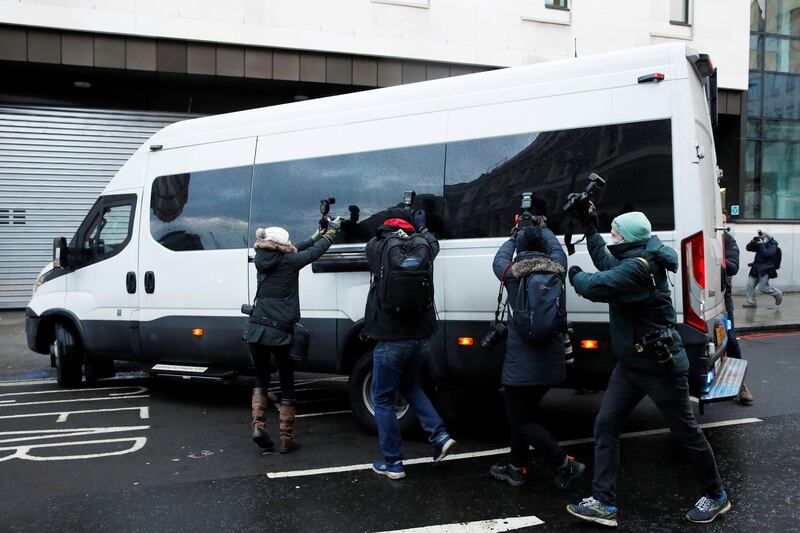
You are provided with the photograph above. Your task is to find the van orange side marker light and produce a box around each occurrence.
[458,337,474,346]
[192,328,204,337]
[580,340,599,349]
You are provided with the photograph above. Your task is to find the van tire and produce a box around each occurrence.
[348,350,417,435]
[54,323,82,388]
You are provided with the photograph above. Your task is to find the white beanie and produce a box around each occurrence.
[256,227,290,245]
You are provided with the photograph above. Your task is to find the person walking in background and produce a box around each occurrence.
[487,224,585,491]
[721,215,753,405]
[364,211,456,480]
[743,231,783,309]
[244,220,342,454]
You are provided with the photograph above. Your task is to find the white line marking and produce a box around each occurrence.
[0,395,149,408]
[296,410,352,419]
[267,417,763,479]
[374,515,544,532]
[0,406,149,422]
[0,426,150,444]
[0,437,147,461]
[0,386,148,398]
[0,379,58,387]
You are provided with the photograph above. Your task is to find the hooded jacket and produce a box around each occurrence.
[746,235,780,278]
[492,228,567,387]
[572,232,689,375]
[722,231,740,294]
[363,228,440,341]
[244,235,332,346]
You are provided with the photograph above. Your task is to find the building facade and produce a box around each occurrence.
[0,0,767,307]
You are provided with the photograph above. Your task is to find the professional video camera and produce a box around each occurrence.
[563,173,606,215]
[634,329,675,372]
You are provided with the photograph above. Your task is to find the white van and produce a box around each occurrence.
[26,43,744,430]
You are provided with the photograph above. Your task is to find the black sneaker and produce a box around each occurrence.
[566,496,618,527]
[489,462,526,487]
[685,491,731,523]
[555,455,586,490]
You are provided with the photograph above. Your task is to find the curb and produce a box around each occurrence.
[736,323,800,335]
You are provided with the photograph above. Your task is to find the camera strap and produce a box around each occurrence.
[494,263,513,322]
[563,219,587,256]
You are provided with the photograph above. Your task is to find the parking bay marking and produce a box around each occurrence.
[267,417,763,479]
[0,406,149,423]
[374,515,544,532]
[0,386,149,408]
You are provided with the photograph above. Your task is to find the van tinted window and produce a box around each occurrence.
[443,119,674,238]
[250,145,445,244]
[150,167,252,251]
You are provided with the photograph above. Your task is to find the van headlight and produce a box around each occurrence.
[32,275,43,294]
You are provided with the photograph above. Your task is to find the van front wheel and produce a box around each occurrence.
[348,350,416,435]
[53,323,83,388]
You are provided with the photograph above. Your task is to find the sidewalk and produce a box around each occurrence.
[732,293,800,333]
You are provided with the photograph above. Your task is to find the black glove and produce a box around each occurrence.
[583,211,599,234]
[413,210,427,231]
[568,265,583,286]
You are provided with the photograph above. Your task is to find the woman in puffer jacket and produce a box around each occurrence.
[243,219,341,453]
[487,225,586,490]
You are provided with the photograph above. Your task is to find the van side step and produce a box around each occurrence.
[149,364,237,382]
[698,357,747,414]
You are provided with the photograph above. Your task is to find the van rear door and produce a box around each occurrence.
[138,138,256,366]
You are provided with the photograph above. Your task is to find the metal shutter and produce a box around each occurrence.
[0,105,198,309]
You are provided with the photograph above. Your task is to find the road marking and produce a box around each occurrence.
[0,395,149,408]
[0,379,58,388]
[267,417,763,479]
[374,515,544,532]
[0,425,151,444]
[0,386,148,398]
[0,406,150,422]
[296,410,352,419]
[0,437,147,461]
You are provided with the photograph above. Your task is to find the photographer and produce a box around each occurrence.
[565,210,728,527]
[364,212,456,480]
[244,221,342,454]
[721,216,752,404]
[743,231,783,308]
[488,225,586,491]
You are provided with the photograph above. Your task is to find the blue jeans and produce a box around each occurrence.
[372,339,448,463]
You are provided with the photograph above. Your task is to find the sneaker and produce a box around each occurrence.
[555,456,586,490]
[433,436,456,463]
[742,302,757,308]
[372,460,406,480]
[566,496,618,527]
[737,383,754,405]
[489,462,526,487]
[776,293,783,306]
[685,491,731,523]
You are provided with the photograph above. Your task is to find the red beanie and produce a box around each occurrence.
[382,218,415,232]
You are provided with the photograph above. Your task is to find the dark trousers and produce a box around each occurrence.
[593,364,723,507]
[505,385,567,468]
[724,291,742,359]
[249,343,296,402]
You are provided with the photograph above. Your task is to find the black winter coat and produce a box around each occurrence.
[746,236,780,278]
[245,236,332,346]
[572,233,689,375]
[492,229,567,387]
[363,229,439,341]
[722,231,740,293]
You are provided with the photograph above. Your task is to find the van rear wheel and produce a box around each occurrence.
[53,323,82,388]
[348,350,416,435]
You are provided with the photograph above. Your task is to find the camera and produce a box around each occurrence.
[481,320,508,350]
[241,304,254,316]
[634,329,675,371]
[403,190,416,209]
[563,173,606,215]
[319,197,336,232]
[517,192,546,229]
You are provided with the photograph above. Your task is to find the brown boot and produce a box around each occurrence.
[251,387,275,451]
[737,383,754,405]
[279,401,301,454]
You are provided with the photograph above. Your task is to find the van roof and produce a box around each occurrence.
[149,43,695,150]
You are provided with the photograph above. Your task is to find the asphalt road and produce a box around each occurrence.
[1,332,799,532]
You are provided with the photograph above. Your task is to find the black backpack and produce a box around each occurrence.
[510,263,564,344]
[377,233,435,314]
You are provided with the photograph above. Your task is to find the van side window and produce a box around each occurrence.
[150,167,252,251]
[81,203,133,257]
[250,145,445,244]
[443,119,674,239]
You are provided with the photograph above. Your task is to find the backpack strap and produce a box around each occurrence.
[634,256,657,289]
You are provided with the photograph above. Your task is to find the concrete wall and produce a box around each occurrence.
[0,0,750,89]
[728,223,799,294]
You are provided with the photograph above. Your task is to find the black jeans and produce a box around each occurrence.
[505,385,567,468]
[592,364,723,507]
[249,343,295,402]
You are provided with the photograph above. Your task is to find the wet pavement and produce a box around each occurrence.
[0,333,799,532]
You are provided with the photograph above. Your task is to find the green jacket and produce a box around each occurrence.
[572,233,689,375]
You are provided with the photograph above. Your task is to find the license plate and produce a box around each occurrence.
[715,324,726,347]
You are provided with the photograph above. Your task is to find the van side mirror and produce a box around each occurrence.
[53,237,69,269]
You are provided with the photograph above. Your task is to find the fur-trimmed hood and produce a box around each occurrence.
[253,239,297,254]
[510,255,565,278]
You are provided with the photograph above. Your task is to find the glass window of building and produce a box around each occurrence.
[670,0,691,24]
[545,0,568,10]
[766,0,800,36]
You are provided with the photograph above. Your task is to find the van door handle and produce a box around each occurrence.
[144,271,155,294]
[126,272,136,294]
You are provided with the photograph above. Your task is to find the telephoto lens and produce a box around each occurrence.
[481,320,507,350]
[564,334,574,364]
